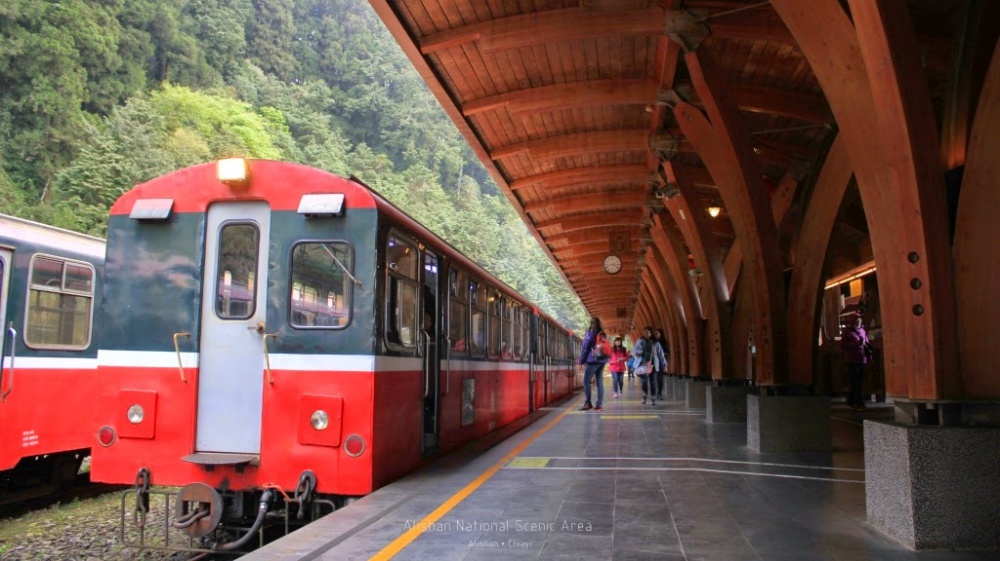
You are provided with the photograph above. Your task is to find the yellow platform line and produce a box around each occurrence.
[367,399,580,561]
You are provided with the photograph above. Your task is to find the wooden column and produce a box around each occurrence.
[786,135,854,386]
[662,161,731,379]
[650,213,704,376]
[773,0,959,399]
[646,248,686,373]
[954,40,1000,399]
[674,52,788,385]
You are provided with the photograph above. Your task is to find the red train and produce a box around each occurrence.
[0,215,104,503]
[90,159,581,552]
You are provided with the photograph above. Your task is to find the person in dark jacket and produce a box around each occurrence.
[577,316,609,411]
[654,328,669,399]
[841,313,871,410]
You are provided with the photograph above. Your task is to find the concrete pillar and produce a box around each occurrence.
[685,379,709,408]
[747,394,831,453]
[707,383,748,423]
[864,419,1000,550]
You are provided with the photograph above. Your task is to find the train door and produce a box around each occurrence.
[527,314,537,411]
[196,202,270,455]
[541,322,551,405]
[421,251,440,453]
[0,249,10,419]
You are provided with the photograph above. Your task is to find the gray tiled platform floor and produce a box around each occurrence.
[243,379,997,561]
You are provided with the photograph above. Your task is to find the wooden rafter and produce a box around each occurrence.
[418,5,794,55]
[524,190,648,216]
[535,211,644,234]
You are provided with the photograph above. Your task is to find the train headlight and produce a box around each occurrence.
[310,410,329,431]
[127,404,145,424]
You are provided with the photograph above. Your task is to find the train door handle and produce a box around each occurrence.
[172,332,191,383]
[263,333,278,384]
[249,321,266,334]
[422,331,431,398]
[444,336,451,395]
[1,324,16,402]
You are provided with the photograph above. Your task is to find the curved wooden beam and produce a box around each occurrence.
[774,0,958,399]
[464,79,657,117]
[954,40,1000,399]
[649,244,693,375]
[661,161,731,379]
[536,211,643,234]
[723,171,799,295]
[644,251,686,374]
[524,190,648,215]
[510,165,648,191]
[674,50,788,385]
[492,130,649,161]
[418,5,793,55]
[650,214,705,375]
[466,78,829,124]
[495,129,790,167]
[786,134,852,386]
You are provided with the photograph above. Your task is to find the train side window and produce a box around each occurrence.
[507,302,520,361]
[385,233,419,348]
[470,280,485,357]
[289,242,353,329]
[215,223,260,320]
[449,268,468,354]
[487,291,501,360]
[25,255,95,350]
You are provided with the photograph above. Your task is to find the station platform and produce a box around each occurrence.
[241,379,995,561]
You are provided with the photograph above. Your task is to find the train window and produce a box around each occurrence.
[385,233,419,348]
[449,268,468,354]
[506,302,519,360]
[522,308,531,362]
[215,223,260,320]
[25,255,94,349]
[487,292,501,360]
[470,280,485,357]
[386,234,418,280]
[289,242,353,329]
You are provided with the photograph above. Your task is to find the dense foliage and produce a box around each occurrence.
[0,0,587,331]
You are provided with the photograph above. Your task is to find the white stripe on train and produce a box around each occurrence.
[92,350,569,372]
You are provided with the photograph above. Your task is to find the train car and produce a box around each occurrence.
[0,215,104,503]
[90,159,580,552]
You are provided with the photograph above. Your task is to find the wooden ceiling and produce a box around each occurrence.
[369,0,959,334]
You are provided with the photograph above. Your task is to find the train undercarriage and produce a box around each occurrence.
[120,468,358,556]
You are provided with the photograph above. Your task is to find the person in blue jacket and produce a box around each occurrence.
[577,316,609,411]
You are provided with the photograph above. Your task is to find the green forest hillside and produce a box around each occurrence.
[0,0,587,331]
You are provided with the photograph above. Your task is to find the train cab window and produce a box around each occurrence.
[487,292,501,360]
[449,268,468,354]
[25,255,95,349]
[289,242,353,329]
[385,233,419,348]
[470,281,486,357]
[215,223,260,319]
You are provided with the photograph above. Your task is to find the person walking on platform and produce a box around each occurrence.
[841,313,872,411]
[578,317,609,411]
[632,327,662,405]
[654,328,669,399]
[609,337,629,398]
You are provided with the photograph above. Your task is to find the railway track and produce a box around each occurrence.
[0,473,127,521]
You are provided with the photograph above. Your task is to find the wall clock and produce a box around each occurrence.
[603,255,622,275]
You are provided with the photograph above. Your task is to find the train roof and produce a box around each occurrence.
[0,214,105,260]
[111,160,575,335]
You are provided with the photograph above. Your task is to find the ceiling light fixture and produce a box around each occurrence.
[707,205,721,218]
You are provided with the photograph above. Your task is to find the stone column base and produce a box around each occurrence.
[673,377,686,400]
[685,379,708,408]
[864,421,1000,550]
[747,394,830,453]
[707,385,747,423]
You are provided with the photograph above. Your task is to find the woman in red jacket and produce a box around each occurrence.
[609,337,629,398]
